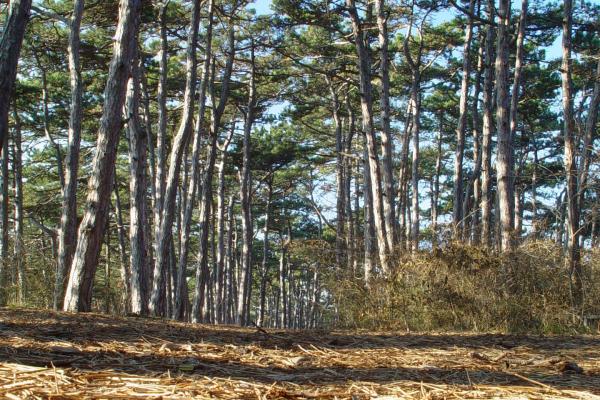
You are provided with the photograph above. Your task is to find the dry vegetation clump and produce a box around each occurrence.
[0,308,599,399]
[331,241,600,333]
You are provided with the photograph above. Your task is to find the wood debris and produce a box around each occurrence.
[0,308,598,399]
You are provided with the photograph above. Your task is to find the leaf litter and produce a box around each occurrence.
[0,308,598,399]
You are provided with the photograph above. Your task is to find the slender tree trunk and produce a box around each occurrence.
[149,0,201,317]
[344,96,356,272]
[258,179,272,327]
[561,0,582,309]
[191,22,235,323]
[0,129,9,304]
[12,106,24,304]
[0,0,32,154]
[326,76,346,269]
[175,0,215,321]
[126,54,149,315]
[463,38,484,242]
[113,181,130,312]
[63,0,141,312]
[495,0,514,252]
[363,139,374,285]
[153,2,168,247]
[481,0,495,247]
[453,0,476,236]
[346,0,390,273]
[432,114,443,250]
[55,0,84,311]
[510,0,528,240]
[376,0,396,248]
[237,49,256,325]
[531,138,538,237]
[409,75,421,251]
[215,143,231,323]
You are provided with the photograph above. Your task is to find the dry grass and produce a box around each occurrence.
[0,309,598,399]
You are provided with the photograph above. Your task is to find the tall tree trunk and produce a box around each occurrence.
[326,76,346,270]
[432,113,443,250]
[561,0,582,309]
[344,94,356,272]
[55,0,84,311]
[409,74,421,251]
[258,179,273,327]
[346,0,390,273]
[463,38,484,242]
[363,138,374,285]
[175,0,215,321]
[12,106,24,304]
[376,0,396,248]
[215,134,233,323]
[0,134,8,304]
[62,0,141,312]
[495,0,514,252]
[126,54,149,316]
[237,47,257,325]
[149,0,201,317]
[510,0,528,238]
[113,181,130,312]
[0,0,32,154]
[480,0,495,247]
[191,22,235,323]
[453,0,476,236]
[153,2,169,248]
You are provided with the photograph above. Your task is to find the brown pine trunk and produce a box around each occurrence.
[258,179,273,327]
[55,0,85,311]
[63,0,141,312]
[237,47,256,325]
[126,55,149,316]
[0,0,32,154]
[191,22,235,323]
[149,0,201,317]
[480,0,495,247]
[495,0,514,252]
[376,0,396,248]
[561,0,582,309]
[12,106,24,304]
[453,0,476,236]
[175,0,215,321]
[346,0,390,273]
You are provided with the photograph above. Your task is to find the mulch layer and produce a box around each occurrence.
[0,308,598,399]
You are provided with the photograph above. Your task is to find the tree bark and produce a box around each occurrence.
[63,0,141,312]
[560,0,582,309]
[453,0,476,236]
[495,0,514,252]
[346,0,390,273]
[55,0,84,311]
[126,55,149,316]
[0,0,32,155]
[375,0,396,248]
[258,179,273,327]
[191,22,235,323]
[149,0,201,317]
[481,0,495,247]
[174,0,215,321]
[12,106,24,304]
[237,46,257,325]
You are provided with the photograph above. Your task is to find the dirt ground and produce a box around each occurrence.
[0,308,598,399]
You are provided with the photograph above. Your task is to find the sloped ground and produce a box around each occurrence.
[0,309,598,399]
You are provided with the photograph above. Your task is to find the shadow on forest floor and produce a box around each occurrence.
[0,308,598,398]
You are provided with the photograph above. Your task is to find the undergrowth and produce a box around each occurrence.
[329,241,600,334]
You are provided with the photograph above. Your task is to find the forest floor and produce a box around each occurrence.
[0,309,598,399]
